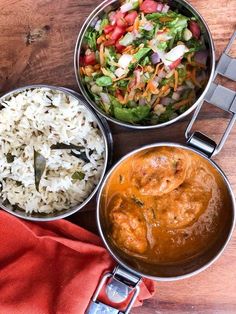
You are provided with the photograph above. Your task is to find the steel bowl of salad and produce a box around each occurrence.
[75,0,215,128]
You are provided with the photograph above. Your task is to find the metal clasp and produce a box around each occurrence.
[186,31,236,157]
[86,266,141,314]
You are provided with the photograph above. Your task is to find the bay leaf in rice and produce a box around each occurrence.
[34,150,46,192]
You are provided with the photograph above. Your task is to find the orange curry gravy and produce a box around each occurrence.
[101,147,231,264]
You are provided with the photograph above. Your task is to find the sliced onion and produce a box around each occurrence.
[142,23,154,31]
[161,97,172,106]
[156,3,164,12]
[172,92,180,101]
[157,70,166,79]
[151,52,160,64]
[162,4,170,13]
[186,80,194,89]
[118,54,133,69]
[120,2,133,13]
[163,45,189,66]
[156,32,172,42]
[108,11,116,25]
[139,98,146,106]
[100,93,110,104]
[134,69,141,86]
[90,16,99,27]
[95,20,102,31]
[194,50,208,66]
[177,85,188,92]
[153,76,161,83]
[115,67,126,78]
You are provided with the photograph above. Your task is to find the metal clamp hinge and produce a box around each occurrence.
[86,266,141,314]
[185,31,236,156]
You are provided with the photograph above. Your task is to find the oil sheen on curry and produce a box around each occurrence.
[101,147,230,264]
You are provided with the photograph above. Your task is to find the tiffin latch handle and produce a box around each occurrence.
[86,266,141,314]
[186,31,236,157]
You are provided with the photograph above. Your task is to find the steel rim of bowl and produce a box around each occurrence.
[74,0,216,129]
[0,84,112,221]
[96,142,236,281]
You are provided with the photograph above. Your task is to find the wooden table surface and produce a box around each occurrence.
[1,0,236,313]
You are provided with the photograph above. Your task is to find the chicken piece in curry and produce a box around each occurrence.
[101,147,230,264]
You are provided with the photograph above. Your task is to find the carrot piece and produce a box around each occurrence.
[133,16,140,31]
[187,53,194,64]
[191,68,201,87]
[99,43,105,66]
[126,26,134,32]
[129,48,136,54]
[79,67,84,75]
[97,35,106,44]
[117,93,124,103]
[174,98,191,109]
[158,85,170,97]
[84,66,94,76]
[123,45,133,53]
[162,88,171,97]
[174,70,178,91]
[153,62,163,77]
[94,64,101,70]
[138,0,143,5]
[113,74,128,82]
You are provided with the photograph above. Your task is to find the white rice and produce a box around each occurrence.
[0,88,105,214]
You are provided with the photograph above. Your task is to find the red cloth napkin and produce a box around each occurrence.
[0,211,155,314]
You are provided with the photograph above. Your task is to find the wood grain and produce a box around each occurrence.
[0,0,236,313]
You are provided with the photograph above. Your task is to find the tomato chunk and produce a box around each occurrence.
[104,25,115,34]
[114,11,125,24]
[84,52,96,65]
[188,21,201,39]
[115,41,126,52]
[110,26,126,41]
[140,0,163,13]
[125,11,138,26]
[104,39,116,46]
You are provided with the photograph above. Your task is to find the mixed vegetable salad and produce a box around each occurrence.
[79,0,208,125]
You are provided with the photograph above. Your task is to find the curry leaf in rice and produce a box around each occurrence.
[72,171,85,181]
[51,143,91,163]
[6,153,15,163]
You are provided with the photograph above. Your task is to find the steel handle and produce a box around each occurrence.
[185,30,236,157]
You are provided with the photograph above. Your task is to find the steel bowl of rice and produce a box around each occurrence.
[0,85,112,221]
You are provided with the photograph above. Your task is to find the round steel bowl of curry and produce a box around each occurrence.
[97,144,235,280]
